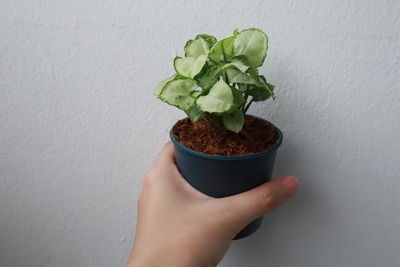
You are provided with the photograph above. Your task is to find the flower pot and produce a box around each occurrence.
[170,115,283,240]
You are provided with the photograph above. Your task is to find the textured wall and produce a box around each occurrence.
[1,0,399,266]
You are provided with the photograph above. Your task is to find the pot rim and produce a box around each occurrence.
[169,115,283,161]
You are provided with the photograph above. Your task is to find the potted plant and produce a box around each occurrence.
[154,28,283,239]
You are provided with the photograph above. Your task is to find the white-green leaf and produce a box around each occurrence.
[233,28,268,67]
[208,36,235,63]
[159,79,197,110]
[226,68,262,86]
[197,78,233,113]
[185,104,203,122]
[154,28,275,132]
[222,58,250,73]
[191,90,202,98]
[174,55,208,79]
[184,38,210,58]
[222,109,244,133]
[195,64,220,90]
[195,34,217,48]
[154,74,176,97]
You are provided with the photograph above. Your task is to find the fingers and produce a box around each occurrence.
[154,141,175,167]
[216,176,299,228]
[144,141,183,187]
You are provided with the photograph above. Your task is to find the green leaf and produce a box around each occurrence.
[258,75,275,99]
[174,55,208,79]
[247,85,272,102]
[185,104,203,121]
[258,75,275,91]
[246,67,259,78]
[154,74,177,97]
[258,75,267,83]
[230,87,246,111]
[208,36,235,63]
[195,34,217,48]
[266,82,275,91]
[222,58,250,73]
[159,79,197,110]
[222,109,244,133]
[197,78,233,113]
[245,77,274,102]
[233,28,268,67]
[184,38,210,58]
[238,83,248,93]
[195,64,220,90]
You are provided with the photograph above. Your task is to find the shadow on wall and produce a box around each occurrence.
[221,59,351,266]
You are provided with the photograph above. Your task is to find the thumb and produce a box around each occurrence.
[217,176,299,228]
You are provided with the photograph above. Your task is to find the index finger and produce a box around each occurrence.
[154,141,175,167]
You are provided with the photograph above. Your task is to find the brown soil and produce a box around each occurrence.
[172,116,279,156]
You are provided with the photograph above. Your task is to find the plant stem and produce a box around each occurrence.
[223,71,229,83]
[241,94,248,111]
[241,86,249,111]
[243,98,254,114]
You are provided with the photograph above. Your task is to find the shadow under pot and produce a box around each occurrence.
[170,116,283,240]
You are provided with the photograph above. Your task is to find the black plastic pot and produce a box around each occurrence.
[170,116,283,240]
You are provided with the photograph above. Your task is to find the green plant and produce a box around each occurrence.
[154,28,275,133]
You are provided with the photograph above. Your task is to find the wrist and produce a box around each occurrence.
[127,252,159,267]
[127,249,200,267]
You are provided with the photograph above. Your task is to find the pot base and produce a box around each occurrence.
[234,217,263,240]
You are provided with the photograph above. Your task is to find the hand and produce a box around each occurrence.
[127,142,299,267]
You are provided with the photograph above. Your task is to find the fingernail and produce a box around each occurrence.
[279,176,299,197]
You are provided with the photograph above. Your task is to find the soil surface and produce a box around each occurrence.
[172,116,279,156]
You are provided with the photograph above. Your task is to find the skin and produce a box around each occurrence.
[127,142,299,267]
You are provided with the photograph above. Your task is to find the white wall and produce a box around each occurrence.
[1,0,399,266]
